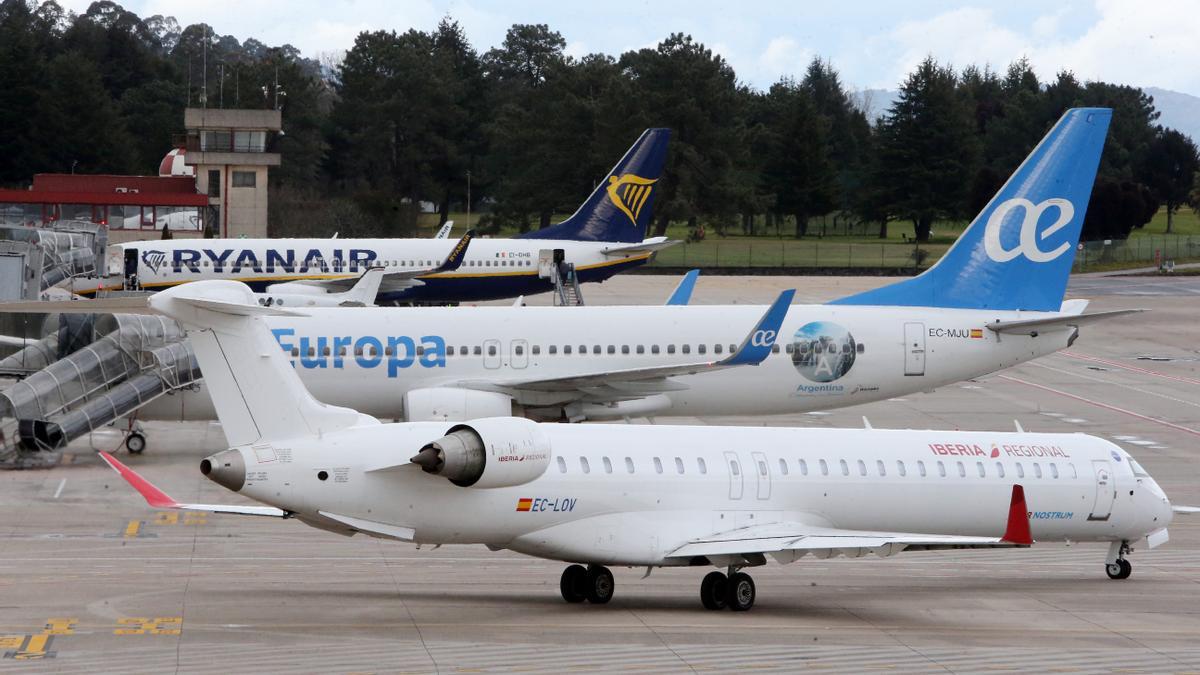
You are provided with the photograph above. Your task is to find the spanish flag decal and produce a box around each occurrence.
[970,328,984,339]
[516,498,533,512]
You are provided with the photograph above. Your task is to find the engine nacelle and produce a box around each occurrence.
[404,387,515,422]
[409,417,551,488]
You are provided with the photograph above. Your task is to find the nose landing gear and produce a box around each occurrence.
[1105,541,1133,580]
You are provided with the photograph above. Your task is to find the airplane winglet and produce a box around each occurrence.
[433,230,474,273]
[1001,484,1033,545]
[721,289,795,366]
[665,270,699,306]
[98,451,179,509]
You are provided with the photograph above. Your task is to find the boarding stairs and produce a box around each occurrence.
[553,262,584,306]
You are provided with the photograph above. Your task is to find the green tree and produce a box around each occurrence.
[34,52,136,174]
[759,78,835,237]
[875,57,980,242]
[1141,128,1200,233]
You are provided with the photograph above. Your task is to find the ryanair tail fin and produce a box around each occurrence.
[831,108,1111,312]
[517,128,671,243]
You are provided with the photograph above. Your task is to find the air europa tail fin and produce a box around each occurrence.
[148,281,377,446]
[516,128,671,243]
[831,108,1111,311]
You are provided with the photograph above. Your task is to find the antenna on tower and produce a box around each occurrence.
[201,25,208,108]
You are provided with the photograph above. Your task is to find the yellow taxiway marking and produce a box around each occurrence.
[123,520,142,538]
[43,618,75,635]
[115,617,182,635]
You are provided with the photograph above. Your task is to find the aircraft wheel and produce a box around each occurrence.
[700,571,728,610]
[725,572,756,611]
[585,565,615,604]
[1106,559,1132,580]
[560,564,587,603]
[125,431,146,454]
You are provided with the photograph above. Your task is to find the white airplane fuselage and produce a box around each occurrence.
[140,303,1079,422]
[98,237,655,303]
[222,423,1171,566]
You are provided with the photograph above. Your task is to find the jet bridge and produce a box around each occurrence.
[0,313,197,469]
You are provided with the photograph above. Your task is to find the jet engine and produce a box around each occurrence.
[403,387,516,422]
[409,417,551,488]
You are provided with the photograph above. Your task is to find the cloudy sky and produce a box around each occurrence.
[59,0,1200,96]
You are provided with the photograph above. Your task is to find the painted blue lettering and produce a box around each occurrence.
[387,336,415,377]
[272,328,295,358]
[204,248,235,273]
[300,249,328,274]
[354,336,382,368]
[232,249,263,274]
[266,249,296,273]
[419,336,447,368]
[299,336,328,369]
[173,249,200,274]
[332,336,351,368]
[350,249,377,271]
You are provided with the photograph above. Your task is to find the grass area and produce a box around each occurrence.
[416,206,1200,271]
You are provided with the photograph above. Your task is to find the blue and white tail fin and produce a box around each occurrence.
[831,108,1111,312]
[517,128,671,243]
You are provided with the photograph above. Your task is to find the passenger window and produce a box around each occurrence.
[675,457,685,474]
[514,345,524,356]
[839,459,849,476]
[799,459,808,476]
[956,461,966,478]
[698,344,706,355]
[593,345,601,355]
[473,346,482,355]
[757,460,767,476]
[937,461,946,478]
[917,460,927,477]
[1050,463,1059,479]
[1069,463,1077,479]
[977,462,985,478]
[857,459,866,476]
[896,460,906,477]
[607,345,615,354]
[653,457,663,474]
[384,346,394,357]
[620,345,629,354]
[447,346,456,356]
[729,344,736,353]
[771,344,780,353]
[857,344,865,353]
[548,345,557,355]
[557,456,567,473]
[668,345,676,354]
[876,460,886,477]
[487,345,496,356]
[682,344,691,354]
[625,457,635,473]
[563,345,571,355]
[1034,463,1043,479]
[697,458,707,474]
[779,459,788,475]
[651,345,660,354]
[532,346,541,355]
[579,345,586,355]
[602,457,613,474]
[730,460,740,476]
[785,343,795,354]
[1016,463,1025,478]
[580,457,591,474]
[636,345,644,354]
[819,459,829,476]
[715,344,723,354]
[996,462,1005,478]
[291,348,300,357]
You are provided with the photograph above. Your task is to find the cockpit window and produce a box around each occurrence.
[1129,459,1149,478]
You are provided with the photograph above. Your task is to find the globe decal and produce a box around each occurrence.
[791,322,857,383]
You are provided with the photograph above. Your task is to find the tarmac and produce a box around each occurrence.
[1,273,1198,674]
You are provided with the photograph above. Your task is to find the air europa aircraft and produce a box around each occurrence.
[124,108,1137,428]
[95,280,1192,611]
[94,129,675,303]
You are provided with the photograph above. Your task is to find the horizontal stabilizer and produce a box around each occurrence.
[0,295,303,317]
[987,309,1144,335]
[99,451,286,517]
[600,237,679,256]
[1173,506,1200,514]
[318,511,415,540]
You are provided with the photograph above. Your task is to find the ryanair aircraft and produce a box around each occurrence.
[97,129,675,303]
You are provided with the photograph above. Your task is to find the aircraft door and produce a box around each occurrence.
[537,249,555,279]
[1088,459,1116,521]
[483,339,502,369]
[751,451,771,500]
[510,339,529,369]
[724,451,744,500]
[124,248,139,289]
[903,322,926,376]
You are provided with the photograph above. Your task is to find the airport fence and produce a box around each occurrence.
[645,235,1200,271]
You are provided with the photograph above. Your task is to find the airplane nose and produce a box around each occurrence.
[201,449,246,492]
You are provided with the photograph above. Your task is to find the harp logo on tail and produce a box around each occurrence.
[606,174,658,227]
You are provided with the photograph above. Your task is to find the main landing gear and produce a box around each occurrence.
[700,569,756,611]
[559,564,614,604]
[1106,541,1133,580]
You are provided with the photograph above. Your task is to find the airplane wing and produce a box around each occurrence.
[600,237,679,256]
[987,309,1144,335]
[279,230,474,294]
[99,451,288,518]
[668,485,1033,562]
[454,289,794,401]
[665,270,699,306]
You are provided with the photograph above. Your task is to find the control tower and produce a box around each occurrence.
[182,108,282,238]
